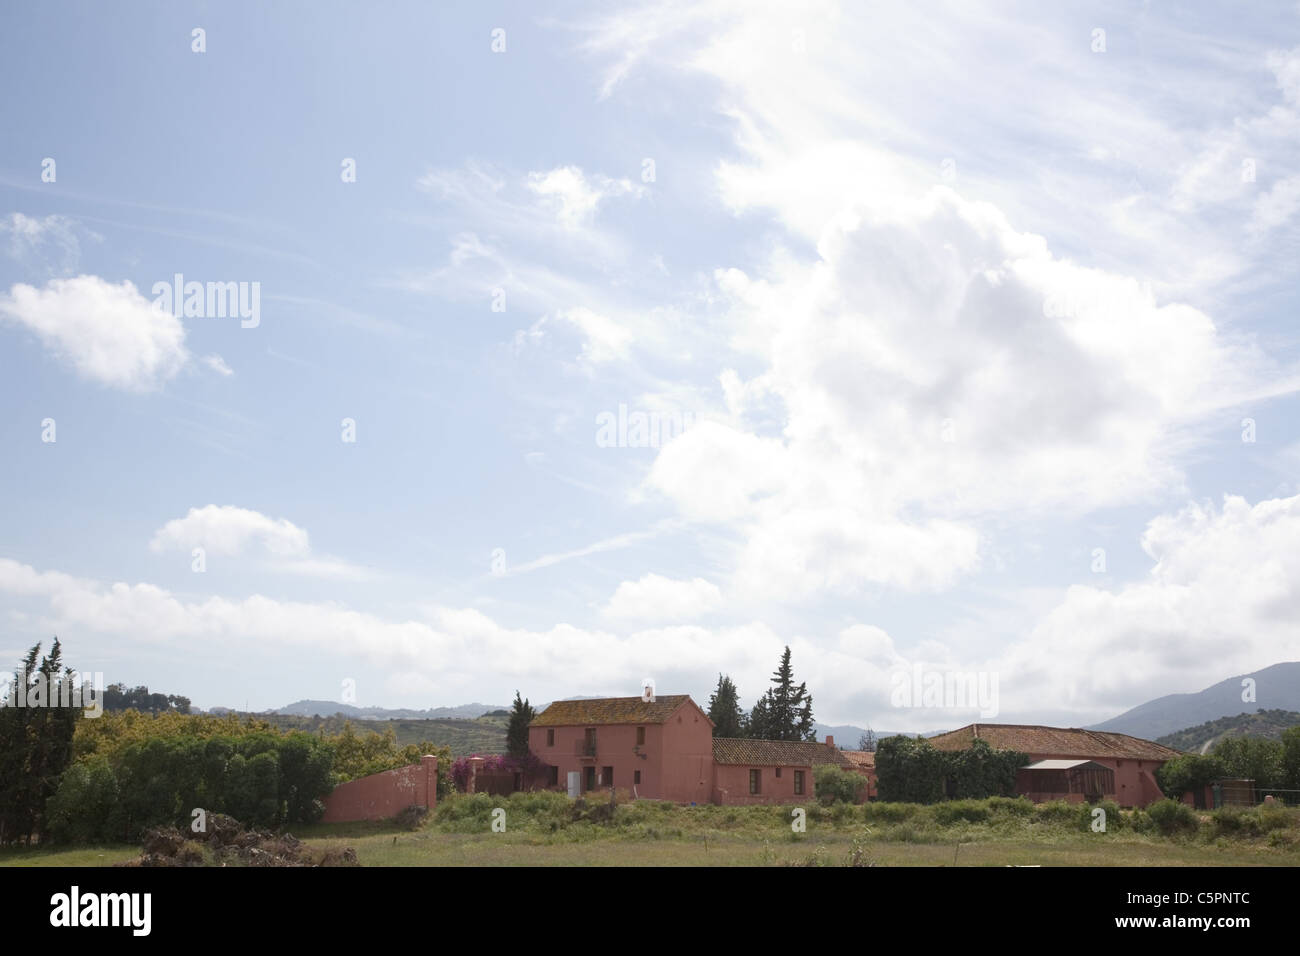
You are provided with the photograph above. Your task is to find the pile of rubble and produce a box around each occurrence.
[117,814,358,867]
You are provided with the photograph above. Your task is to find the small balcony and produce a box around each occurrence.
[574,739,597,759]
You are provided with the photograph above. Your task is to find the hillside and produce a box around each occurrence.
[260,713,508,754]
[1157,709,1300,753]
[1087,662,1300,741]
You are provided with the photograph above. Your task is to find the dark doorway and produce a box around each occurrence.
[584,765,596,792]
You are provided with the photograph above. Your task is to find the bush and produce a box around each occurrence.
[1258,804,1294,833]
[433,793,496,832]
[1211,806,1260,837]
[1035,800,1085,826]
[862,801,921,824]
[814,765,865,805]
[1144,799,1198,836]
[931,799,990,826]
[1093,799,1124,831]
[45,755,125,844]
[875,736,1025,803]
[986,796,1034,819]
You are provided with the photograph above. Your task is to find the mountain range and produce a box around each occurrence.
[1086,662,1300,741]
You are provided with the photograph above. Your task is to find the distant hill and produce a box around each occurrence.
[1157,709,1300,753]
[1088,662,1300,742]
[814,723,919,745]
[273,700,510,720]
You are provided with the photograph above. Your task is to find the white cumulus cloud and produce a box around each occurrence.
[0,275,189,391]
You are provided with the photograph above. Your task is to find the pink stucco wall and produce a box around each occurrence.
[659,702,714,804]
[713,764,814,805]
[320,754,438,823]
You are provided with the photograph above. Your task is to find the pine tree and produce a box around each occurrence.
[706,674,744,737]
[0,640,80,845]
[505,690,535,758]
[747,690,773,739]
[750,647,816,741]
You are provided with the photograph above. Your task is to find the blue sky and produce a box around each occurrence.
[2,1,1299,730]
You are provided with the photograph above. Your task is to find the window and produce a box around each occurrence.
[634,770,641,785]
[749,769,761,794]
[636,726,646,746]
[546,729,554,747]
[794,771,805,795]
[548,766,559,786]
[775,767,782,778]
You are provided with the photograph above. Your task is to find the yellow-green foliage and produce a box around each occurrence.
[74,710,281,760]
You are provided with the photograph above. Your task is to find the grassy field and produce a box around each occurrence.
[5,794,1298,867]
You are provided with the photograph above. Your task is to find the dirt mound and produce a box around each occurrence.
[116,817,357,867]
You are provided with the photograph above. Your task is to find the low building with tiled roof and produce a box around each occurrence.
[713,737,851,767]
[925,723,1182,807]
[927,723,1182,761]
[711,736,852,804]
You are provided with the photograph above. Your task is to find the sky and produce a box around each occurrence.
[1,1,1299,732]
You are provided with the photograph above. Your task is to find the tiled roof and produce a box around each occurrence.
[530,695,697,727]
[712,737,852,767]
[842,750,876,770]
[925,724,1182,761]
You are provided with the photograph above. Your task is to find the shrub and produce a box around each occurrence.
[1258,804,1293,834]
[46,755,125,844]
[433,792,495,832]
[1211,806,1261,838]
[931,799,990,826]
[1035,800,1084,826]
[863,801,921,824]
[814,765,865,805]
[1092,799,1124,831]
[986,795,1034,819]
[1145,798,1198,836]
[393,805,429,830]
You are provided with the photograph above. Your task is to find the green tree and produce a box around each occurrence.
[748,647,815,741]
[1155,753,1226,799]
[814,765,866,804]
[946,739,1026,798]
[747,691,772,739]
[1281,727,1300,792]
[1213,736,1283,790]
[0,640,82,844]
[875,735,947,803]
[506,691,535,759]
[706,674,744,737]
